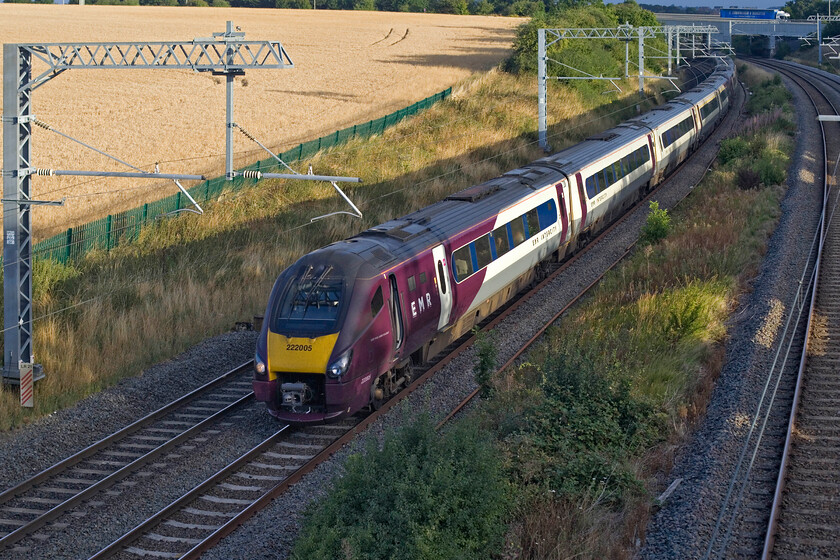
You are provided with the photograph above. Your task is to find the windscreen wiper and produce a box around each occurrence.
[300,265,333,318]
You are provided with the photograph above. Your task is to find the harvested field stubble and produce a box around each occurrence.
[0,6,522,238]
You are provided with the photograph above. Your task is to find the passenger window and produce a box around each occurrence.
[492,226,510,258]
[408,275,416,291]
[526,208,540,238]
[510,217,526,247]
[371,286,383,317]
[613,162,623,181]
[537,200,558,229]
[604,166,614,186]
[453,245,474,282]
[419,272,426,284]
[475,235,492,270]
[437,261,447,294]
[586,176,596,198]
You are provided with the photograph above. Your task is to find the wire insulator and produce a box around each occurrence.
[242,170,262,179]
[34,169,55,176]
[32,119,51,131]
[236,125,257,142]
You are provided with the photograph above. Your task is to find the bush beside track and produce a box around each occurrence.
[292,65,795,559]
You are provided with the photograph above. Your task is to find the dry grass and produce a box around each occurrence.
[0,5,523,238]
[736,60,774,86]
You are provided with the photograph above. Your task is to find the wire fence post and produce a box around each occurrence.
[106,214,112,250]
[65,228,72,263]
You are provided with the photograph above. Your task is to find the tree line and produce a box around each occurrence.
[9,0,649,18]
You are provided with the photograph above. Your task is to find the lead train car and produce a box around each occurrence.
[253,58,735,423]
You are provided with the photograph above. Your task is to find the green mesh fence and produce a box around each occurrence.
[32,87,452,264]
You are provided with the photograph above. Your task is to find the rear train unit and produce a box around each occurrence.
[253,58,736,423]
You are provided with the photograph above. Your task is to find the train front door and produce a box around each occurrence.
[432,244,452,330]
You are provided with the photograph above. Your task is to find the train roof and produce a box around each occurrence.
[328,58,735,274]
[343,168,562,270]
[537,123,649,174]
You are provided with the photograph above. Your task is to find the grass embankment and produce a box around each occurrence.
[783,44,840,75]
[2,67,675,430]
[292,63,794,559]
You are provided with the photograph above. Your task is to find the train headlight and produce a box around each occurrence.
[255,354,266,375]
[327,350,352,379]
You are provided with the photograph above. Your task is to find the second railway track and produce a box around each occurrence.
[0,363,257,553]
[639,58,839,560]
[755,60,840,560]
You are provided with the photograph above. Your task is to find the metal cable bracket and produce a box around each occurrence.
[234,123,363,221]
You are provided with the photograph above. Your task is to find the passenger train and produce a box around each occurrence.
[253,57,736,423]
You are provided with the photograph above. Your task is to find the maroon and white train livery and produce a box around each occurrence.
[253,58,735,423]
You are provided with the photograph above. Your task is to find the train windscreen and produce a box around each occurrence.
[272,264,344,334]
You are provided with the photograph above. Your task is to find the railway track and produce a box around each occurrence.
[84,60,740,560]
[698,59,839,560]
[756,62,840,559]
[0,363,256,553]
[89,421,358,560]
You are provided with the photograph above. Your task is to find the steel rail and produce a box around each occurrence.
[0,390,256,551]
[92,325,493,560]
[701,58,832,560]
[754,60,836,560]
[88,424,294,560]
[0,362,254,550]
[0,361,252,506]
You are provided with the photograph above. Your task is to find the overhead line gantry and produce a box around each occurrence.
[2,22,294,403]
[538,24,720,151]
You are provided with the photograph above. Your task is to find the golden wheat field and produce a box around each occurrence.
[0,5,523,238]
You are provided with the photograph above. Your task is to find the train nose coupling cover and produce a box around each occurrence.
[280,382,309,407]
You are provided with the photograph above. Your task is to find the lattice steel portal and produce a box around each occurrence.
[538,24,719,151]
[2,22,292,386]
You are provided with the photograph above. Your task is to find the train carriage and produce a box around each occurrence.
[254,57,735,423]
[538,126,655,241]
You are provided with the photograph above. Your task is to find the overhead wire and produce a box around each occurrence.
[26,76,674,267]
[33,86,662,205]
[19,66,706,326]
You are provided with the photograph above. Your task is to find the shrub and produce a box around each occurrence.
[748,136,767,157]
[746,78,792,115]
[473,328,498,397]
[718,137,749,166]
[504,0,543,16]
[504,4,665,78]
[774,41,793,60]
[736,166,761,190]
[755,157,786,186]
[293,416,510,560]
[663,300,705,343]
[640,200,671,245]
[506,349,657,503]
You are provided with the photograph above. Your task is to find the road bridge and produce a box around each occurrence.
[655,13,820,52]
